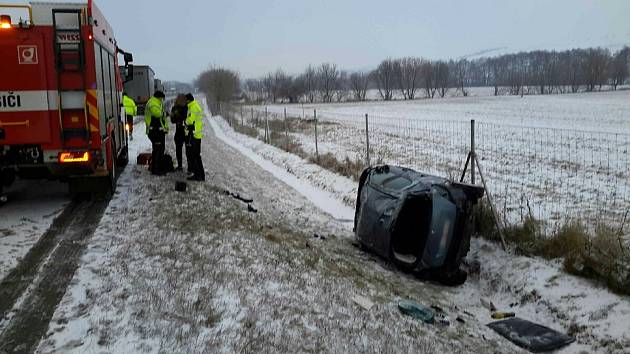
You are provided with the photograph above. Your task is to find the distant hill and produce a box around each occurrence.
[459,33,630,60]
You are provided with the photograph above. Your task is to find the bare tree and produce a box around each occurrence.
[317,63,339,103]
[349,71,370,101]
[421,61,436,98]
[610,47,629,90]
[487,57,507,96]
[397,57,423,100]
[373,58,397,100]
[452,59,470,96]
[244,78,265,102]
[583,48,610,91]
[262,73,276,102]
[303,65,318,103]
[334,71,349,102]
[197,67,239,113]
[289,75,307,103]
[434,61,450,98]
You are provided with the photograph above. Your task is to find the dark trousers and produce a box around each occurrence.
[174,131,185,168]
[149,131,165,175]
[188,137,205,179]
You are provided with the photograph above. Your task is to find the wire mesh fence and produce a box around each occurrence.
[220,104,630,232]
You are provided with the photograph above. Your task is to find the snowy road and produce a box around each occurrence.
[0,180,69,281]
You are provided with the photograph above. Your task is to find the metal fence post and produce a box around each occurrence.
[284,107,289,151]
[240,106,243,126]
[265,107,269,143]
[471,119,476,184]
[314,109,319,163]
[365,113,371,167]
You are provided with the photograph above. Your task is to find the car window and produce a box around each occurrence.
[369,170,396,186]
[383,176,412,190]
[370,169,412,191]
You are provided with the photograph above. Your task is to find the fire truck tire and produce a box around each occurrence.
[109,137,117,193]
[117,146,129,167]
[1,169,16,187]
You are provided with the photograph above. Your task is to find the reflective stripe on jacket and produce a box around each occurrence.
[185,100,203,139]
[145,96,169,134]
[122,95,137,116]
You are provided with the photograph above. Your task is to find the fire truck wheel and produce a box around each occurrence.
[1,169,16,187]
[117,146,129,167]
[109,137,117,193]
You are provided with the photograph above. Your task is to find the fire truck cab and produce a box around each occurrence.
[0,0,133,196]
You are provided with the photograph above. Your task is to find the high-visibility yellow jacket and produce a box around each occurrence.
[122,95,137,116]
[145,96,169,134]
[185,99,203,139]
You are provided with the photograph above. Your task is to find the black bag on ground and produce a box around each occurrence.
[161,154,175,173]
[148,154,175,174]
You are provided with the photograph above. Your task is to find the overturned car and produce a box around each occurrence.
[354,165,484,285]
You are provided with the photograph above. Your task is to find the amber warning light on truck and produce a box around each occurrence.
[1,15,11,29]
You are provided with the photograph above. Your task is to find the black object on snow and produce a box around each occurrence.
[175,181,187,192]
[247,204,257,213]
[487,317,575,353]
[224,190,254,204]
[354,165,484,285]
[148,154,175,174]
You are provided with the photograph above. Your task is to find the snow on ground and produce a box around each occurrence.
[0,179,69,281]
[212,112,630,353]
[34,103,507,353]
[33,100,630,353]
[210,118,356,223]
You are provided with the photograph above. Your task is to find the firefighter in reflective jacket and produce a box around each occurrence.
[184,93,205,181]
[145,91,169,175]
[122,92,137,140]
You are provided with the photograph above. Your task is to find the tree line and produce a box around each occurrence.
[242,46,630,103]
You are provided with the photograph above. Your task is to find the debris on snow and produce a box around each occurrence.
[351,294,375,311]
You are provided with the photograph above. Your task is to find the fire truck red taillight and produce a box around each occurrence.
[0,15,11,29]
[59,151,90,163]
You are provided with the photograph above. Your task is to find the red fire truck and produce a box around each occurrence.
[0,0,133,196]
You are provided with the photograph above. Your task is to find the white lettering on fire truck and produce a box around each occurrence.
[0,91,57,112]
[56,33,81,43]
[0,94,21,108]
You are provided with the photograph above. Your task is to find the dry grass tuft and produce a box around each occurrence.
[474,202,630,294]
[308,153,365,181]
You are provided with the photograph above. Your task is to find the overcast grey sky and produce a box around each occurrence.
[15,0,630,82]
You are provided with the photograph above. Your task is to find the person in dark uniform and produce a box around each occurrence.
[145,91,169,175]
[170,94,188,171]
[185,93,205,181]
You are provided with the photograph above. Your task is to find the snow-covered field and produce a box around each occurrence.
[247,90,630,229]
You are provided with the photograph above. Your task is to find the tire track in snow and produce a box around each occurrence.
[0,197,109,353]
